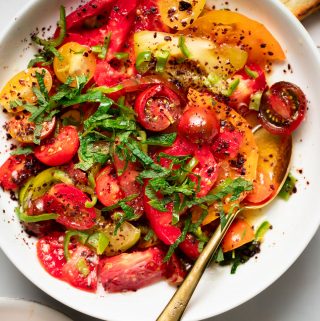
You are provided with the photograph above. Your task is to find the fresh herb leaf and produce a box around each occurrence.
[143,133,177,147]
[164,216,191,262]
[11,146,34,156]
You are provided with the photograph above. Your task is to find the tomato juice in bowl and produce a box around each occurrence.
[0,1,319,320]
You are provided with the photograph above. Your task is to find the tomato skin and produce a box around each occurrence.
[62,245,98,292]
[221,219,255,253]
[99,247,167,292]
[0,155,42,191]
[47,183,97,230]
[135,85,182,132]
[258,81,307,135]
[95,165,124,207]
[34,126,80,166]
[178,106,220,144]
[6,112,56,144]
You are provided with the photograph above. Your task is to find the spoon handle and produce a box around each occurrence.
[157,212,238,321]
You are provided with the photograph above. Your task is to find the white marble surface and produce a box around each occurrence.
[0,1,319,320]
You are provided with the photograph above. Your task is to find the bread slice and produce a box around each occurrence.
[280,0,320,19]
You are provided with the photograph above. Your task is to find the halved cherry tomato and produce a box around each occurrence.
[6,112,56,144]
[178,106,220,144]
[258,81,307,135]
[61,244,98,292]
[0,155,42,191]
[47,183,97,230]
[0,67,52,113]
[53,42,96,86]
[135,85,182,132]
[37,233,98,291]
[99,247,167,292]
[34,126,80,166]
[95,165,124,207]
[221,218,255,252]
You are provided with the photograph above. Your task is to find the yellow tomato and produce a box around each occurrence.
[53,42,96,87]
[183,10,285,66]
[6,112,56,143]
[158,0,206,30]
[0,67,52,113]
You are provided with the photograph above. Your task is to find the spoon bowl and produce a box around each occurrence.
[157,126,293,321]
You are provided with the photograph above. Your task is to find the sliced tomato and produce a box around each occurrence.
[164,253,186,285]
[65,0,115,31]
[99,247,167,292]
[95,165,124,207]
[37,233,98,291]
[258,81,307,135]
[221,219,255,253]
[135,85,182,132]
[61,163,88,186]
[143,187,200,260]
[0,155,42,191]
[211,130,243,160]
[133,0,169,32]
[34,126,80,166]
[229,64,267,111]
[178,106,220,144]
[191,146,218,197]
[37,232,67,278]
[6,113,56,144]
[47,183,97,230]
[62,244,99,292]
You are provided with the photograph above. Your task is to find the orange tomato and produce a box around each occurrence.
[183,10,285,66]
[221,218,255,253]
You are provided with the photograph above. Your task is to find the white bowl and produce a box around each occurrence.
[0,298,72,321]
[0,1,319,320]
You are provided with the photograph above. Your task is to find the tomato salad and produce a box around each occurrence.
[0,0,306,293]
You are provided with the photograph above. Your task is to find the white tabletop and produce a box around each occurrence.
[0,1,319,321]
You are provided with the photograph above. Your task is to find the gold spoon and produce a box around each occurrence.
[157,126,292,321]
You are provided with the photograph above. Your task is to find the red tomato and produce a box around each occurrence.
[47,184,97,230]
[99,247,167,292]
[221,219,255,252]
[135,85,182,131]
[211,129,243,160]
[133,0,170,32]
[143,187,200,260]
[191,146,218,197]
[37,232,67,278]
[258,81,307,135]
[34,126,79,166]
[178,106,220,144]
[95,165,124,207]
[65,0,114,31]
[0,155,42,191]
[37,233,98,292]
[61,163,88,185]
[62,244,98,292]
[164,253,186,285]
[229,63,267,112]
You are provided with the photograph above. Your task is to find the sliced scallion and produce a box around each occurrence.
[255,221,271,242]
[135,51,153,74]
[178,36,192,58]
[155,50,170,73]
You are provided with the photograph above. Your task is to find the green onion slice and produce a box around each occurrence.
[135,51,152,74]
[155,50,170,73]
[178,36,192,58]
